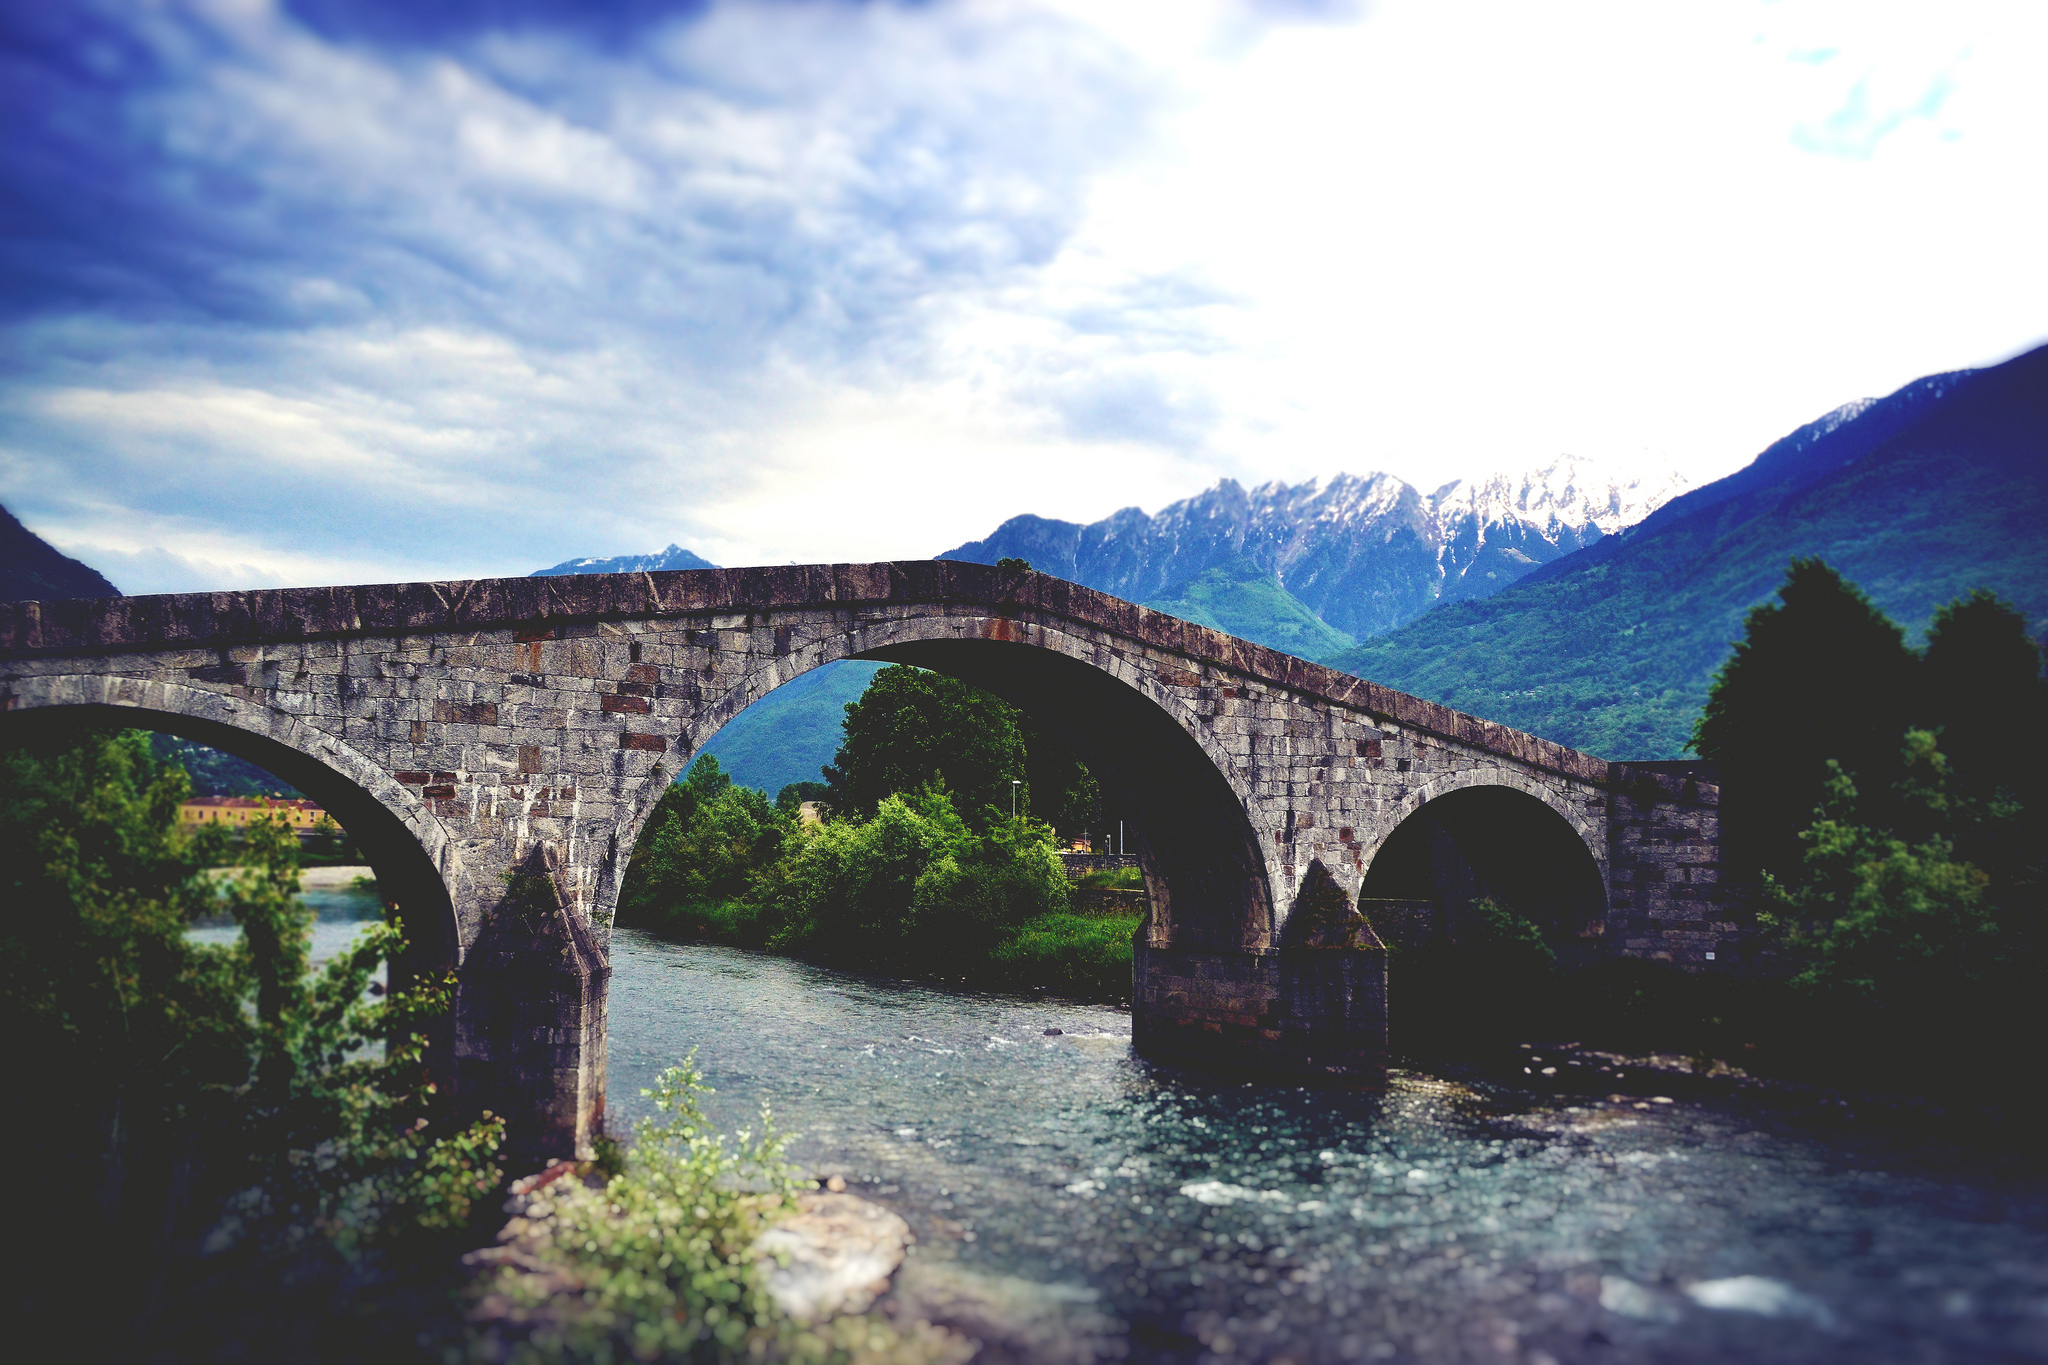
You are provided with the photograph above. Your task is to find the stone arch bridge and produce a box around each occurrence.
[0,561,1729,1158]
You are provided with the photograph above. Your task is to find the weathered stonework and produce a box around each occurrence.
[0,561,1728,1149]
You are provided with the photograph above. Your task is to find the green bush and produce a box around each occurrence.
[619,756,789,931]
[1759,731,2041,1085]
[465,1056,960,1365]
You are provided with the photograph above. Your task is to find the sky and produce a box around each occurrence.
[2,0,2044,595]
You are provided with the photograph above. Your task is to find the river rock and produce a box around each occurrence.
[754,1191,913,1323]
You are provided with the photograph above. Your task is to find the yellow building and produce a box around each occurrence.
[179,796,332,834]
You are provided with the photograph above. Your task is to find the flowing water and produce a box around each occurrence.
[608,929,2048,1365]
[188,865,388,968]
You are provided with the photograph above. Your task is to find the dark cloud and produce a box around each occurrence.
[0,2,1266,585]
[282,0,716,51]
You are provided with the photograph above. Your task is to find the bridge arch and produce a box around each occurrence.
[1360,767,1608,949]
[0,674,462,972]
[601,613,1272,952]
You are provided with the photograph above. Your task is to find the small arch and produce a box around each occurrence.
[1361,773,1607,952]
[0,675,460,974]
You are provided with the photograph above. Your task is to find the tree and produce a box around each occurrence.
[1693,559,1920,881]
[2,728,502,1338]
[824,666,1029,829]
[1763,731,2041,1083]
[1019,713,1097,840]
[618,756,786,926]
[1922,588,2048,801]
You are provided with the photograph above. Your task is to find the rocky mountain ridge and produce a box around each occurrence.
[940,456,1688,641]
[1332,343,2048,758]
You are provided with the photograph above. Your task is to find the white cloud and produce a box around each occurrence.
[2,0,2043,590]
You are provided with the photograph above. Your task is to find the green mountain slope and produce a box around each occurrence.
[1143,557,1354,660]
[0,504,118,601]
[1326,344,2048,759]
[695,659,886,795]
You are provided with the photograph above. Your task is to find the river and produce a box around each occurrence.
[200,893,2047,1362]
[608,928,2048,1365]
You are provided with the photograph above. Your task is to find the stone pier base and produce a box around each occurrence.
[1131,942,1388,1082]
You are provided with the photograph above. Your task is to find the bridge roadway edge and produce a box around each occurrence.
[0,561,1730,1155]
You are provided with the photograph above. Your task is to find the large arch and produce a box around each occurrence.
[1360,770,1608,953]
[599,615,1274,952]
[0,674,461,974]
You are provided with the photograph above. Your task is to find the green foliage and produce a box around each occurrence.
[1923,588,2048,808]
[466,1054,799,1362]
[466,1056,961,1365]
[3,727,505,1328]
[988,912,1141,998]
[1073,865,1144,890]
[995,556,1032,571]
[1144,556,1354,661]
[1466,897,1556,969]
[1694,558,1921,879]
[1018,712,1098,840]
[825,666,1030,830]
[758,787,1069,964]
[1765,733,2036,1032]
[618,756,790,931]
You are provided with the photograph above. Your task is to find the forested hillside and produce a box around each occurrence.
[1327,344,2048,758]
[0,504,118,601]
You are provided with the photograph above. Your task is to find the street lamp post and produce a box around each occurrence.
[1011,779,1021,821]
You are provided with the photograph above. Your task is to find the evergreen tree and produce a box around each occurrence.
[1693,558,1919,880]
[824,666,1030,829]
[1922,588,2048,803]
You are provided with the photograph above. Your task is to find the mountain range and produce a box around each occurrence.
[1333,343,2048,758]
[940,457,1689,644]
[534,544,717,576]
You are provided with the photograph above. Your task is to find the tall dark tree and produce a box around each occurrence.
[1693,558,1919,881]
[1922,589,2048,800]
[822,665,1098,834]
[824,666,1029,829]
[1019,714,1098,841]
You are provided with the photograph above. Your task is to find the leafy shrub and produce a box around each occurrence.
[619,756,788,931]
[465,1057,963,1365]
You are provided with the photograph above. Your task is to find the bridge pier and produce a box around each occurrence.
[450,845,610,1163]
[1132,860,1390,1081]
[1132,944,1389,1081]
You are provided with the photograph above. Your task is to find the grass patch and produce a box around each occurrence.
[989,911,1141,999]
[1072,866,1143,890]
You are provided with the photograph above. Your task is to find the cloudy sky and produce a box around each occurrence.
[3,0,2043,594]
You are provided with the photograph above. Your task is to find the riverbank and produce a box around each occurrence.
[629,900,1145,1002]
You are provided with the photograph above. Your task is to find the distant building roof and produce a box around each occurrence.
[183,796,323,810]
